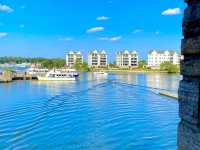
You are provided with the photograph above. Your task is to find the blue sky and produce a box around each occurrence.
[0,0,186,62]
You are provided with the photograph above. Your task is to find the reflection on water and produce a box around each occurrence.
[87,72,108,80]
[0,73,180,149]
[32,81,76,96]
[115,73,139,84]
[146,73,181,92]
[112,72,180,93]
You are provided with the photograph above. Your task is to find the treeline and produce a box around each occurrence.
[0,56,34,64]
[40,59,66,69]
[74,61,89,71]
[0,56,66,69]
[160,62,180,73]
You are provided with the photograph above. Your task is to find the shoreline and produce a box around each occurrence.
[89,69,179,74]
[0,69,180,83]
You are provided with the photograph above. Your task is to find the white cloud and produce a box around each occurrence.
[0,3,13,13]
[96,16,110,21]
[19,24,25,28]
[133,29,142,34]
[99,36,122,42]
[87,27,104,33]
[162,8,181,16]
[0,32,8,38]
[99,37,108,41]
[58,37,73,41]
[109,36,122,41]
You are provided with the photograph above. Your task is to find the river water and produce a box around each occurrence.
[0,72,180,149]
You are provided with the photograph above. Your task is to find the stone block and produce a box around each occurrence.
[183,3,200,38]
[184,2,200,23]
[181,37,200,55]
[178,79,200,125]
[185,0,200,4]
[180,56,200,76]
[178,121,200,150]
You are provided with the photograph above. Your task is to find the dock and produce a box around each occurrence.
[0,76,12,83]
[12,72,37,80]
[0,72,37,83]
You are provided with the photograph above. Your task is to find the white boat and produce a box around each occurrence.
[57,69,79,77]
[93,71,108,76]
[37,69,79,81]
[27,68,49,76]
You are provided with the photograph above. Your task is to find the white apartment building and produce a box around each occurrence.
[147,50,181,68]
[116,50,139,68]
[88,50,108,67]
[66,51,83,67]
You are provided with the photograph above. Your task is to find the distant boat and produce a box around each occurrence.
[93,71,108,76]
[37,69,79,81]
[15,63,31,68]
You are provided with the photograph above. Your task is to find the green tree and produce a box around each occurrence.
[41,60,53,69]
[74,61,89,71]
[82,62,89,71]
[139,60,147,68]
[3,68,13,80]
[0,56,66,69]
[160,62,179,73]
[52,59,65,68]
[109,61,118,68]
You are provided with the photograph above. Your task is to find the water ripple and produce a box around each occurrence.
[0,74,179,149]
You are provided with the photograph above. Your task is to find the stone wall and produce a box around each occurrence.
[178,0,200,149]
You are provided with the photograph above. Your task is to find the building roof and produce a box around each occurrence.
[77,51,81,54]
[101,50,106,54]
[89,50,107,54]
[66,51,82,55]
[148,50,180,55]
[116,50,138,55]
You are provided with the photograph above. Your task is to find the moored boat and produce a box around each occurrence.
[93,71,108,76]
[27,68,49,76]
[37,69,79,81]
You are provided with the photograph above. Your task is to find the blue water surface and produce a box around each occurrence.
[0,73,180,150]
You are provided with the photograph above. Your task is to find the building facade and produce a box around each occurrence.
[147,50,181,68]
[88,50,108,67]
[66,51,83,67]
[116,50,139,68]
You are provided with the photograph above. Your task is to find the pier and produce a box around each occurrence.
[0,76,12,83]
[159,91,178,100]
[12,72,37,80]
[0,72,37,83]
